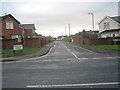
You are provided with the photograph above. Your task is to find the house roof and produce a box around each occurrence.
[110,16,120,24]
[19,24,36,30]
[0,14,20,24]
[98,16,120,25]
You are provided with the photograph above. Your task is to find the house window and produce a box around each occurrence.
[11,34,18,39]
[113,34,115,37]
[6,21,14,29]
[104,22,110,30]
[106,35,109,38]
[0,36,4,39]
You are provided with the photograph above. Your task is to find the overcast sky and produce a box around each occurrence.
[0,0,119,37]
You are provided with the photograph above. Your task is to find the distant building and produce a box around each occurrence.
[98,16,120,38]
[0,14,21,39]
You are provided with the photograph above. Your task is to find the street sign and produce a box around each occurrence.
[13,44,23,54]
[13,45,23,50]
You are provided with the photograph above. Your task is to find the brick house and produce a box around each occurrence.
[0,14,22,39]
[19,24,36,38]
[0,14,49,49]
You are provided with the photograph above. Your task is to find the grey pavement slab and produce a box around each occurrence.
[1,42,54,62]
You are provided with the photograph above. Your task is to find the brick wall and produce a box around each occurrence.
[2,39,22,49]
[72,36,113,45]
[1,37,49,49]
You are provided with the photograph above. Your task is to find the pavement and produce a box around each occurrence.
[1,41,119,62]
[1,42,54,62]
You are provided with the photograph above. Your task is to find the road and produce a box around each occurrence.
[2,41,119,88]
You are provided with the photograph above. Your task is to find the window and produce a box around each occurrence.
[113,34,115,37]
[0,36,4,39]
[11,34,18,39]
[103,22,110,30]
[106,34,110,38]
[6,21,14,29]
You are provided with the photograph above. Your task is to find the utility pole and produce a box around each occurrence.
[65,26,66,36]
[69,24,70,36]
[88,13,94,31]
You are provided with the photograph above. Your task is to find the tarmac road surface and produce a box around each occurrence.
[2,41,119,88]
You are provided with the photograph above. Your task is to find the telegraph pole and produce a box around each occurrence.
[69,24,70,36]
[65,26,66,36]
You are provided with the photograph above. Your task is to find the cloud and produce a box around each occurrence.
[1,1,118,37]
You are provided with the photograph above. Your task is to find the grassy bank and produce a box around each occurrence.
[94,45,120,51]
[1,48,41,58]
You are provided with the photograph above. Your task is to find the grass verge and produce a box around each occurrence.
[93,45,120,51]
[1,48,41,58]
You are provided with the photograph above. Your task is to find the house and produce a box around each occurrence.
[19,24,36,38]
[0,14,50,49]
[0,14,22,39]
[98,16,120,38]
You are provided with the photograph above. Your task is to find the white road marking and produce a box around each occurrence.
[92,57,101,59]
[71,52,78,59]
[62,44,79,59]
[43,58,74,62]
[78,58,88,60]
[43,60,52,61]
[79,46,94,53]
[104,57,114,59]
[27,82,120,88]
[2,56,119,63]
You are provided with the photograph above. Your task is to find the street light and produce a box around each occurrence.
[88,13,94,31]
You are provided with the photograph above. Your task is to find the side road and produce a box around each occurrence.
[1,42,54,62]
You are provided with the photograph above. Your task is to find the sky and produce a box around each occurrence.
[0,0,119,37]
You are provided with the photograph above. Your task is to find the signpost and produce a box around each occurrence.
[13,44,23,54]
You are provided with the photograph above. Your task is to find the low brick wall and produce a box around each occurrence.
[1,37,49,49]
[72,36,113,45]
[84,38,113,45]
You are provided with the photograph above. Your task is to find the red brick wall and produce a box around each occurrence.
[72,36,84,44]
[2,37,49,49]
[23,38,41,48]
[72,36,113,45]
[2,39,22,49]
[0,21,2,36]
[2,16,21,39]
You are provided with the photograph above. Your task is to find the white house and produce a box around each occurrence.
[98,16,120,38]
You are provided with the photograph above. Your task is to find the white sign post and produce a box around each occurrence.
[13,44,23,54]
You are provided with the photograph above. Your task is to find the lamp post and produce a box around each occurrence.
[88,13,94,31]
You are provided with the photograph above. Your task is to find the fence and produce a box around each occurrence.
[72,36,113,45]
[1,37,48,49]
